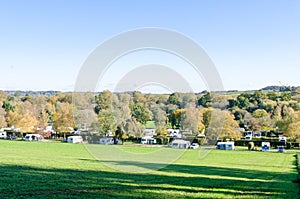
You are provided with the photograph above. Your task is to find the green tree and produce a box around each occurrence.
[201,108,212,129]
[168,93,181,107]
[198,92,213,108]
[166,104,178,128]
[94,90,114,114]
[98,108,117,134]
[267,92,279,101]
[281,92,292,101]
[115,126,128,144]
[2,100,15,112]
[132,103,152,125]
[236,95,250,109]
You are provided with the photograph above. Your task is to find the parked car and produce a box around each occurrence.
[190,143,199,149]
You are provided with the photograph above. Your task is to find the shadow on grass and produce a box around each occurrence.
[0,160,298,199]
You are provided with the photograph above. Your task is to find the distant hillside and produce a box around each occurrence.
[261,86,300,92]
[2,90,60,97]
[1,86,299,97]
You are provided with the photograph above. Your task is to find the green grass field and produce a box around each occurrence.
[0,140,299,198]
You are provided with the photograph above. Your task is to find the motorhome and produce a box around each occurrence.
[0,131,7,139]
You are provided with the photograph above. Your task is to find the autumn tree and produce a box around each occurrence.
[114,93,132,138]
[53,102,75,134]
[252,109,275,131]
[243,112,261,132]
[166,104,178,128]
[181,102,200,133]
[72,92,97,130]
[0,106,7,128]
[276,106,300,141]
[124,118,144,138]
[203,108,240,143]
[180,93,196,108]
[6,102,38,133]
[151,104,167,133]
[32,96,50,131]
[172,109,184,129]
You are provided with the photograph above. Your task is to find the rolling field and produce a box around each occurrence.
[0,140,299,198]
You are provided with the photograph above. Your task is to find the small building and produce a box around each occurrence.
[100,137,115,145]
[171,139,191,149]
[24,134,44,141]
[67,136,83,144]
[141,136,156,144]
[216,142,235,150]
[262,142,270,152]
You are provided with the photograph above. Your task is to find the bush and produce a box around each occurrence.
[156,138,162,145]
[286,142,292,149]
[155,137,169,145]
[293,153,300,183]
[192,138,205,145]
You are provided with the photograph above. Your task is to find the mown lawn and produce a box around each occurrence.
[0,140,298,198]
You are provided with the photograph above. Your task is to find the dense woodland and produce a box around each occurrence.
[1,88,300,143]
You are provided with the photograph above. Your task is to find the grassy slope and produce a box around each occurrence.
[0,140,298,198]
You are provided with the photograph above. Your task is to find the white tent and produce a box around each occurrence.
[67,136,83,144]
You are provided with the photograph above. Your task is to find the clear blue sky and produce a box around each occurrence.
[0,0,299,92]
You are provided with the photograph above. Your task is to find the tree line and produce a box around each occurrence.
[1,89,300,142]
